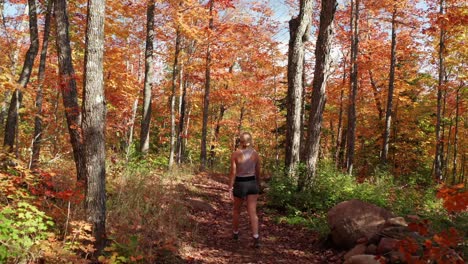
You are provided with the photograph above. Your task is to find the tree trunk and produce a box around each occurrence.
[177,63,183,124]
[451,85,461,183]
[200,0,214,171]
[345,0,359,175]
[209,104,226,166]
[285,18,298,169]
[273,64,280,165]
[0,92,9,128]
[285,0,313,175]
[434,0,445,181]
[184,103,192,162]
[55,0,85,180]
[381,9,397,165]
[209,64,232,166]
[1,6,28,128]
[31,0,54,169]
[368,70,384,120]
[137,50,143,83]
[300,56,307,162]
[169,28,181,168]
[444,119,452,180]
[301,0,337,191]
[82,0,107,253]
[177,40,196,164]
[440,75,448,180]
[126,99,138,161]
[391,93,399,166]
[461,154,466,185]
[177,77,188,164]
[4,0,39,152]
[233,105,245,149]
[139,0,155,154]
[51,88,61,156]
[335,56,346,168]
[237,105,245,133]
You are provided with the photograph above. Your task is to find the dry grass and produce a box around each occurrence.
[106,161,196,262]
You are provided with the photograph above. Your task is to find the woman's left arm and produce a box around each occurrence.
[255,153,261,188]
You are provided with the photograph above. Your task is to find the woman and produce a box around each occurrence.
[228,132,261,248]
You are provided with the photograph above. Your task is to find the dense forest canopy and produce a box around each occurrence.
[1,0,465,179]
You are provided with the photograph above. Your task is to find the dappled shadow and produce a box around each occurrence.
[176,172,337,263]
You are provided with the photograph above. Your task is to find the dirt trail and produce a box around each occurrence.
[179,172,338,264]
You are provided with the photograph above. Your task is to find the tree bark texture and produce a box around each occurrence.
[82,0,107,253]
[434,0,445,181]
[126,99,138,161]
[273,65,280,165]
[200,0,214,171]
[139,0,155,154]
[301,0,337,190]
[177,40,196,164]
[0,92,9,128]
[381,9,397,165]
[4,0,39,151]
[210,104,226,166]
[335,57,346,168]
[369,70,384,120]
[285,18,299,169]
[285,0,313,175]
[55,0,85,180]
[169,28,181,168]
[177,78,188,164]
[451,85,461,183]
[346,0,359,175]
[31,0,54,169]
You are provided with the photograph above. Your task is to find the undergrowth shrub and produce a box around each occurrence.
[0,154,82,263]
[265,160,461,241]
[104,158,193,263]
[0,201,54,262]
[267,162,396,213]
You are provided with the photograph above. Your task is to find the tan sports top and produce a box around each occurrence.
[236,148,257,177]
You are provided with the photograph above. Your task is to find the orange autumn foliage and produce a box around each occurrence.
[437,184,468,213]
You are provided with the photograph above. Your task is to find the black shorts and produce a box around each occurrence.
[233,176,259,198]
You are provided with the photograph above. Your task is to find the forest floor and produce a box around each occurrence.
[167,172,343,264]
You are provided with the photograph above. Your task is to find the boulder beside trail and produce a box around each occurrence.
[344,254,385,264]
[377,237,399,254]
[385,217,407,227]
[327,199,394,249]
[344,244,367,261]
[365,244,377,255]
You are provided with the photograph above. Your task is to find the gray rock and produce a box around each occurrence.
[344,254,385,264]
[344,244,367,261]
[327,199,394,249]
[365,244,377,255]
[380,226,410,240]
[377,237,399,254]
[385,217,408,227]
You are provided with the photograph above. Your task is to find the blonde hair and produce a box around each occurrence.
[239,132,253,147]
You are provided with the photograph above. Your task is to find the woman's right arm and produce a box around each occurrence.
[229,152,237,190]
